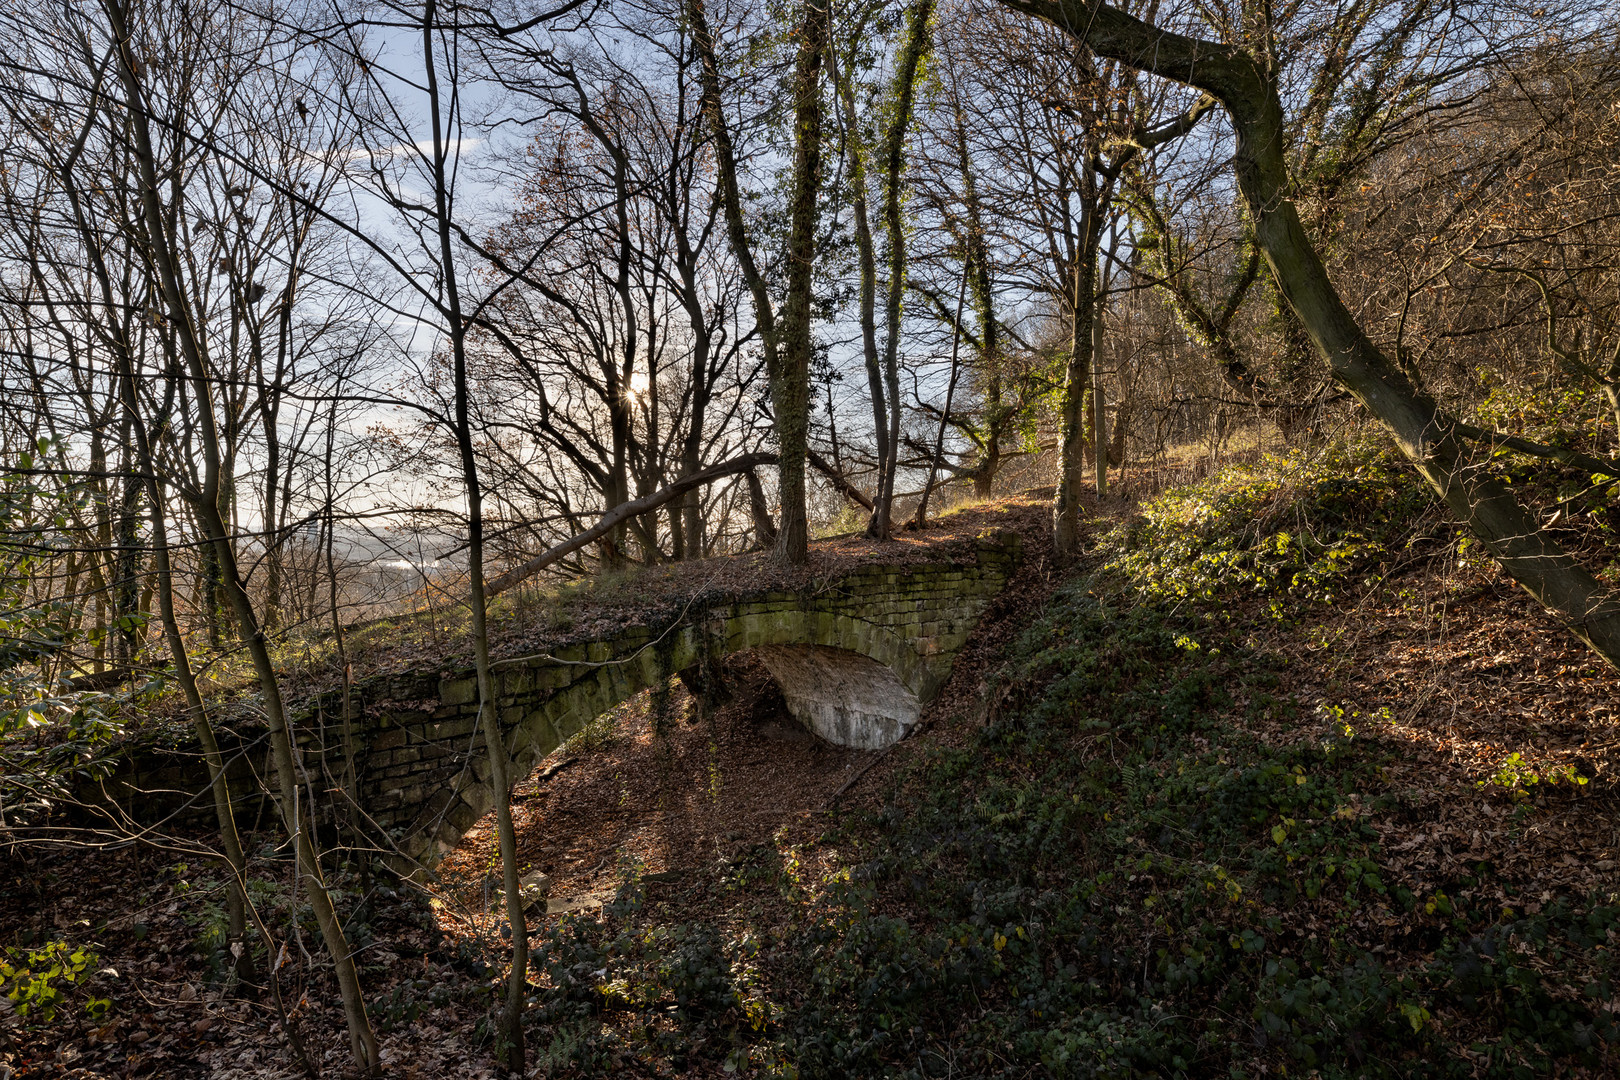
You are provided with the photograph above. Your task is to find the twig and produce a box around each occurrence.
[824,723,928,809]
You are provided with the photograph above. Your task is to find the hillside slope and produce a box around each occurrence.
[7,463,1620,1079]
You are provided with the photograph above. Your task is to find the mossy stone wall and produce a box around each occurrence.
[99,529,1021,867]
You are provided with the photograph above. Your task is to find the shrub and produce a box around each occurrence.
[1,939,110,1026]
[1104,437,1433,610]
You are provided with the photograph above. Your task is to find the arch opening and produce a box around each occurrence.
[751,644,920,750]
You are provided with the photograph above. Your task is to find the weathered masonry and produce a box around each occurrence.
[106,529,1021,867]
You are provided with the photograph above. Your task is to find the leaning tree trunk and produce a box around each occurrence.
[123,405,254,986]
[1009,0,1620,664]
[915,267,969,527]
[416,1,530,1065]
[689,0,792,551]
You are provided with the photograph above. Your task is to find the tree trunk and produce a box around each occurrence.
[1109,371,1131,468]
[689,0,788,551]
[260,400,283,633]
[1092,290,1107,497]
[746,468,780,548]
[677,268,712,559]
[106,1,381,1063]
[951,101,1006,498]
[112,431,143,665]
[1007,0,1620,663]
[416,1,529,1066]
[872,0,935,538]
[830,44,890,538]
[213,510,383,1068]
[772,0,827,565]
[915,266,970,527]
[1053,250,1097,554]
[122,401,253,987]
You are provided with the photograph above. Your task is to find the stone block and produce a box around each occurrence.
[497,670,532,696]
[636,649,663,691]
[420,788,455,817]
[446,800,483,833]
[431,717,478,741]
[528,666,565,692]
[534,726,563,761]
[509,725,536,754]
[440,678,478,706]
[372,728,408,752]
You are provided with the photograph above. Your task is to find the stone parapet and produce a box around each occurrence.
[91,528,1022,867]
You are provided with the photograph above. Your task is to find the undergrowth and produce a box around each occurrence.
[523,573,1620,1078]
[514,445,1620,1078]
[763,587,1619,1077]
[1102,437,1435,612]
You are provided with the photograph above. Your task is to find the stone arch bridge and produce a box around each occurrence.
[110,529,1022,867]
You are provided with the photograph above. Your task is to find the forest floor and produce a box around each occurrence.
[7,460,1620,1078]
